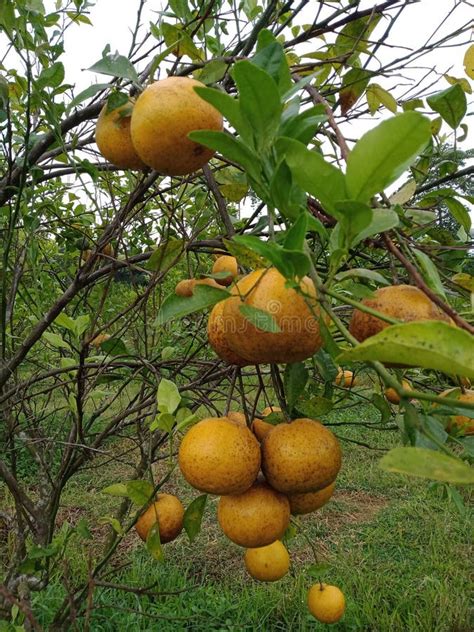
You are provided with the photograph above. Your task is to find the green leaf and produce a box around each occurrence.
[280,137,346,214]
[195,60,227,85]
[155,284,230,327]
[340,67,372,115]
[284,362,309,411]
[188,130,261,181]
[223,238,267,269]
[379,447,474,485]
[239,304,281,333]
[193,86,251,140]
[232,60,282,148]
[146,523,164,561]
[126,480,154,505]
[284,212,307,251]
[352,208,399,244]
[98,516,124,535]
[100,337,128,356]
[105,91,129,114]
[445,197,471,233]
[253,30,292,94]
[296,395,333,418]
[183,495,208,543]
[67,83,110,111]
[335,200,373,248]
[427,84,467,129]
[346,112,431,203]
[338,321,474,378]
[413,250,447,299]
[157,378,181,414]
[102,483,128,497]
[36,61,64,90]
[146,238,184,272]
[161,346,175,360]
[73,314,90,338]
[335,268,389,285]
[88,52,138,83]
[366,83,397,114]
[43,332,71,351]
[55,312,76,332]
[150,412,175,433]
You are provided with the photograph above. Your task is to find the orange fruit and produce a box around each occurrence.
[207,300,249,366]
[384,379,411,405]
[307,583,346,624]
[217,481,290,548]
[90,333,110,347]
[227,411,247,426]
[135,493,184,543]
[438,388,474,435]
[261,406,281,416]
[334,370,357,388]
[95,100,145,170]
[212,256,238,286]
[252,407,281,441]
[222,268,323,364]
[349,285,451,343]
[175,279,196,297]
[178,417,260,495]
[288,482,336,515]
[262,418,342,494]
[130,77,223,176]
[244,540,290,582]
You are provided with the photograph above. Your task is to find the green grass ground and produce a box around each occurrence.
[28,402,472,631]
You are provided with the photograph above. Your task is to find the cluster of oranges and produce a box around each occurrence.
[95,76,222,176]
[135,408,345,624]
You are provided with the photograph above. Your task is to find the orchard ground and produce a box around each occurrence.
[4,399,470,632]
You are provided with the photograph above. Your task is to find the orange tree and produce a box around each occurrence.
[0,0,473,628]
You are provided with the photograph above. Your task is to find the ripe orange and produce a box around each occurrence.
[130,77,223,176]
[307,583,346,624]
[90,333,110,348]
[349,285,451,343]
[135,493,184,543]
[384,379,411,405]
[288,482,336,515]
[262,418,342,494]
[244,540,290,582]
[95,100,145,170]
[252,406,282,441]
[207,300,249,366]
[334,370,357,388]
[438,388,474,435]
[217,481,290,548]
[178,417,260,495]
[222,268,323,364]
[212,256,238,286]
[227,411,247,426]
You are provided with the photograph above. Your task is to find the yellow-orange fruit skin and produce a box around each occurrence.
[95,102,145,170]
[334,370,356,388]
[227,411,247,426]
[207,300,249,366]
[384,379,411,405]
[130,77,223,176]
[262,406,281,416]
[222,268,323,364]
[175,279,196,297]
[212,256,238,286]
[261,418,342,494]
[349,285,451,342]
[135,494,184,543]
[90,333,110,348]
[288,482,336,515]
[307,584,346,624]
[217,481,290,548]
[178,417,260,495]
[438,388,474,435]
[252,418,274,442]
[244,540,290,582]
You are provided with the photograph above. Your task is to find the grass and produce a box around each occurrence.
[4,401,472,631]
